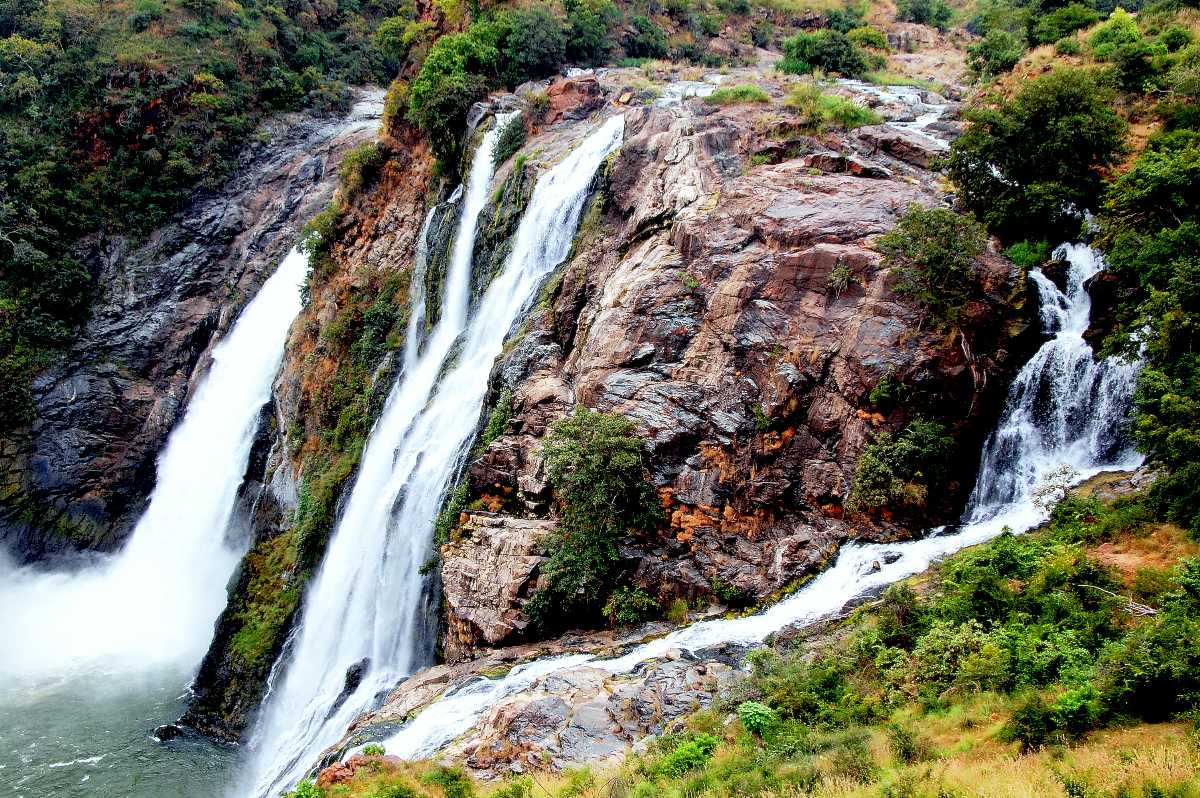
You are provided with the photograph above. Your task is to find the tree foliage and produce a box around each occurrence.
[779,29,870,78]
[878,205,987,326]
[943,67,1126,242]
[525,408,662,629]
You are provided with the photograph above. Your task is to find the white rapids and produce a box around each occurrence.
[242,113,626,797]
[374,242,1142,761]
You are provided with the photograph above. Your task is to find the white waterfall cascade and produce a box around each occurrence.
[0,247,308,683]
[243,113,627,798]
[373,242,1142,761]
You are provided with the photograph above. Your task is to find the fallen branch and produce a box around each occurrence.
[1076,583,1158,616]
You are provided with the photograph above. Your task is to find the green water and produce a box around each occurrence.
[0,668,241,798]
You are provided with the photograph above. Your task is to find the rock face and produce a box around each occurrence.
[446,74,1035,662]
[441,513,555,664]
[0,93,384,564]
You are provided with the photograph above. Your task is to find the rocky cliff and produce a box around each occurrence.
[439,68,1034,664]
[0,94,384,564]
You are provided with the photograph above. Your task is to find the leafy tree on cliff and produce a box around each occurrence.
[525,408,662,629]
[942,67,1127,242]
[878,204,987,327]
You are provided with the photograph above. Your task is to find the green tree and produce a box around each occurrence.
[623,14,668,58]
[525,408,662,628]
[896,0,953,30]
[878,205,987,326]
[779,29,869,78]
[408,33,497,165]
[564,0,619,65]
[943,67,1127,241]
[1033,3,1099,45]
[967,29,1026,81]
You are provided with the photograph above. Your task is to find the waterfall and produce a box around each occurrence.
[242,112,625,797]
[370,242,1143,762]
[0,247,308,683]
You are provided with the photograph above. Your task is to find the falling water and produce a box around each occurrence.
[243,113,625,797]
[0,247,309,796]
[0,247,308,682]
[373,242,1143,762]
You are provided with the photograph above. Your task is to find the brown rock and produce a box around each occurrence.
[545,76,605,125]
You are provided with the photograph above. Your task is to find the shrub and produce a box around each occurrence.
[779,30,870,78]
[896,0,953,31]
[1089,8,1142,58]
[943,67,1126,242]
[848,25,889,50]
[738,700,780,735]
[1033,4,1100,45]
[824,4,863,33]
[887,724,932,764]
[604,585,661,626]
[408,33,495,166]
[491,3,568,87]
[422,766,475,798]
[288,782,322,798]
[785,85,881,129]
[868,368,909,412]
[362,743,386,756]
[525,409,662,628]
[338,143,384,197]
[492,115,526,166]
[656,733,719,777]
[1002,240,1051,269]
[1056,36,1082,55]
[878,204,987,326]
[967,29,1026,81]
[565,0,619,64]
[705,84,770,104]
[847,419,954,513]
[624,15,668,58]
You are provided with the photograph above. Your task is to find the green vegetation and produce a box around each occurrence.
[0,0,407,428]
[309,490,1200,798]
[896,0,953,31]
[943,67,1126,242]
[878,204,988,327]
[847,419,953,513]
[785,84,882,130]
[1099,130,1200,537]
[967,28,1026,80]
[779,29,872,78]
[491,115,526,167]
[1002,240,1052,270]
[524,408,662,630]
[603,585,661,626]
[704,83,771,104]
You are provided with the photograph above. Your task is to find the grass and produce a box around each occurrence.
[863,71,942,92]
[705,84,772,104]
[785,85,883,130]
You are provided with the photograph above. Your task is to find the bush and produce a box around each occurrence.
[624,15,668,58]
[362,743,386,756]
[565,0,619,64]
[967,29,1026,81]
[1056,36,1082,55]
[943,67,1126,241]
[1033,4,1100,45]
[1002,240,1051,269]
[785,85,881,129]
[824,4,863,33]
[422,766,475,798]
[896,0,953,31]
[408,33,495,166]
[492,115,526,166]
[779,30,870,78]
[737,701,780,735]
[878,204,987,326]
[848,26,889,50]
[1089,8,1142,58]
[656,733,720,777]
[525,409,662,628]
[338,142,384,197]
[886,724,932,764]
[705,84,770,104]
[847,419,954,513]
[490,4,568,87]
[603,585,661,626]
